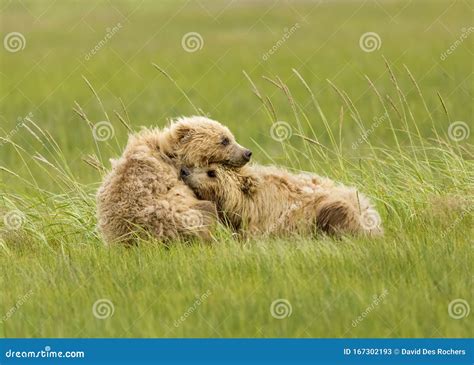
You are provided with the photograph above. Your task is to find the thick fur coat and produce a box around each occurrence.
[96,116,251,244]
[181,164,383,237]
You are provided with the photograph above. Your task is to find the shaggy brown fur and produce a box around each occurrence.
[96,116,252,245]
[181,164,383,237]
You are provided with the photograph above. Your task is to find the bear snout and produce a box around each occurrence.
[180,166,191,179]
[243,149,252,162]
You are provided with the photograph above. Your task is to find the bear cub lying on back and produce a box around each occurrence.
[181,164,383,237]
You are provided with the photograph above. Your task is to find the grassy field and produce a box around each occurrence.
[0,0,472,338]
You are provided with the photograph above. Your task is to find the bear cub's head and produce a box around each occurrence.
[180,164,259,206]
[167,116,252,168]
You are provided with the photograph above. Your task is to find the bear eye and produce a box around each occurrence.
[221,137,230,146]
[207,170,217,178]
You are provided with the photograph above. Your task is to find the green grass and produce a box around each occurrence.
[0,0,472,338]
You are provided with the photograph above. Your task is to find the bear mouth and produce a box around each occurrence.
[193,190,207,201]
[224,159,247,168]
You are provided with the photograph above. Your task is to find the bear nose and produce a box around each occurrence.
[243,150,252,161]
[180,167,190,178]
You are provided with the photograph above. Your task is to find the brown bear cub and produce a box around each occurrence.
[181,164,383,237]
[96,116,252,245]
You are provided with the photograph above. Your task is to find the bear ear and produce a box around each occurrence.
[174,124,194,144]
[241,175,259,195]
